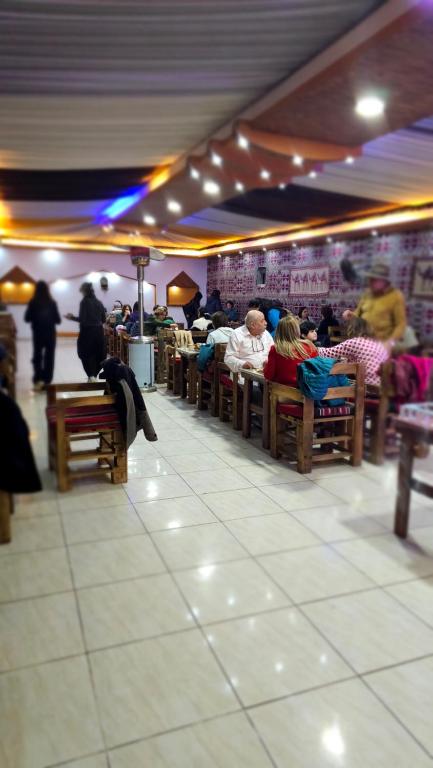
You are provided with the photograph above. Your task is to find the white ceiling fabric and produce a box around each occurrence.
[0,0,385,170]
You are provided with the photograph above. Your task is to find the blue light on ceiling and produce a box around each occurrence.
[98,185,147,221]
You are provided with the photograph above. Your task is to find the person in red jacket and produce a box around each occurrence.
[264,315,318,386]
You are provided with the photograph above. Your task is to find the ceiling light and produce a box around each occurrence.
[326,237,333,244]
[262,247,267,252]
[260,169,271,180]
[203,180,221,196]
[235,181,245,193]
[278,183,286,190]
[102,223,113,233]
[371,229,378,236]
[239,250,243,255]
[167,199,181,214]
[292,155,303,167]
[356,95,385,119]
[237,134,249,150]
[143,214,156,226]
[43,248,60,263]
[217,253,222,259]
[190,166,200,180]
[292,243,297,249]
[345,155,354,165]
[211,152,223,167]
[309,171,317,179]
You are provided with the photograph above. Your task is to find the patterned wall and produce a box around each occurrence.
[207,228,433,340]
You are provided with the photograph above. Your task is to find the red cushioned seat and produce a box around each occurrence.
[46,404,120,433]
[365,398,380,410]
[220,373,233,389]
[277,403,353,419]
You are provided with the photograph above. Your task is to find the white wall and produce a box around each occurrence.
[0,246,207,338]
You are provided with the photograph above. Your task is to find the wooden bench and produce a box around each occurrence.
[46,382,127,492]
[269,362,365,474]
[197,343,227,416]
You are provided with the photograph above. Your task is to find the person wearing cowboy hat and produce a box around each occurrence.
[342,261,406,341]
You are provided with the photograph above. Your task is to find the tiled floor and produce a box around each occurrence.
[2,339,433,767]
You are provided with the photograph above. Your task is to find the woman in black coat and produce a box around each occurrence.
[25,280,61,390]
[182,291,202,329]
[204,289,223,315]
[65,282,106,381]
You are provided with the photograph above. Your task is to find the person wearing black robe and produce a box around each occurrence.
[65,282,106,381]
[25,280,61,390]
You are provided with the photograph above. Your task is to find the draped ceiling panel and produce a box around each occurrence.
[0,0,385,170]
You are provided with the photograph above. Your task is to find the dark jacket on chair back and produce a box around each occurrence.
[100,358,157,448]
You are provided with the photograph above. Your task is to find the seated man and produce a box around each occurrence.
[225,310,273,382]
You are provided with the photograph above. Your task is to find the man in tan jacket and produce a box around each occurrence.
[343,262,406,341]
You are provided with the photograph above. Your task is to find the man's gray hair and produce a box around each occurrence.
[245,310,263,328]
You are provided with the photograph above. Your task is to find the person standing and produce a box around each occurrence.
[65,282,106,381]
[204,289,223,315]
[343,262,406,341]
[24,280,61,390]
[182,291,202,328]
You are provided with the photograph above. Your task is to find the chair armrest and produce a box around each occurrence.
[269,383,304,403]
[46,382,105,406]
[53,394,116,413]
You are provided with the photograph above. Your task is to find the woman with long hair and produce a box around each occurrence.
[65,282,106,381]
[264,315,318,386]
[24,280,61,390]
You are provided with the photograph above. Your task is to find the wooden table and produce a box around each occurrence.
[178,347,199,404]
[394,416,433,538]
[242,368,270,450]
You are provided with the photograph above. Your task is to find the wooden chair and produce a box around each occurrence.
[218,366,243,429]
[364,361,394,465]
[329,325,347,345]
[46,382,127,492]
[197,343,227,415]
[269,362,365,474]
[156,328,176,383]
[165,331,193,395]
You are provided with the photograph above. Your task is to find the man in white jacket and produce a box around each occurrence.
[224,310,273,382]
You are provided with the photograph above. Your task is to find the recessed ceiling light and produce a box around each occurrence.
[239,250,243,255]
[235,181,245,193]
[278,183,286,190]
[355,96,385,119]
[190,166,200,180]
[371,229,378,236]
[167,199,181,214]
[309,171,317,179]
[292,242,297,248]
[262,247,267,252]
[102,223,113,232]
[143,214,156,226]
[203,180,220,196]
[292,154,303,167]
[217,253,222,259]
[345,155,354,165]
[237,134,249,150]
[260,169,271,180]
[326,236,333,244]
[211,152,223,167]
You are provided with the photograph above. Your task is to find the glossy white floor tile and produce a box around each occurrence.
[69,534,165,588]
[151,523,247,569]
[90,629,239,747]
[135,495,217,531]
[0,592,83,671]
[0,656,104,768]
[225,512,320,556]
[174,558,289,624]
[206,607,352,706]
[250,678,432,767]
[303,589,433,673]
[366,657,433,756]
[78,574,192,650]
[7,339,433,766]
[109,712,274,767]
[259,544,374,603]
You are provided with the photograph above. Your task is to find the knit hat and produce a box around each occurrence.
[363,262,391,280]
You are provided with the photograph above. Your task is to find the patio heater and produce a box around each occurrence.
[129,246,165,391]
